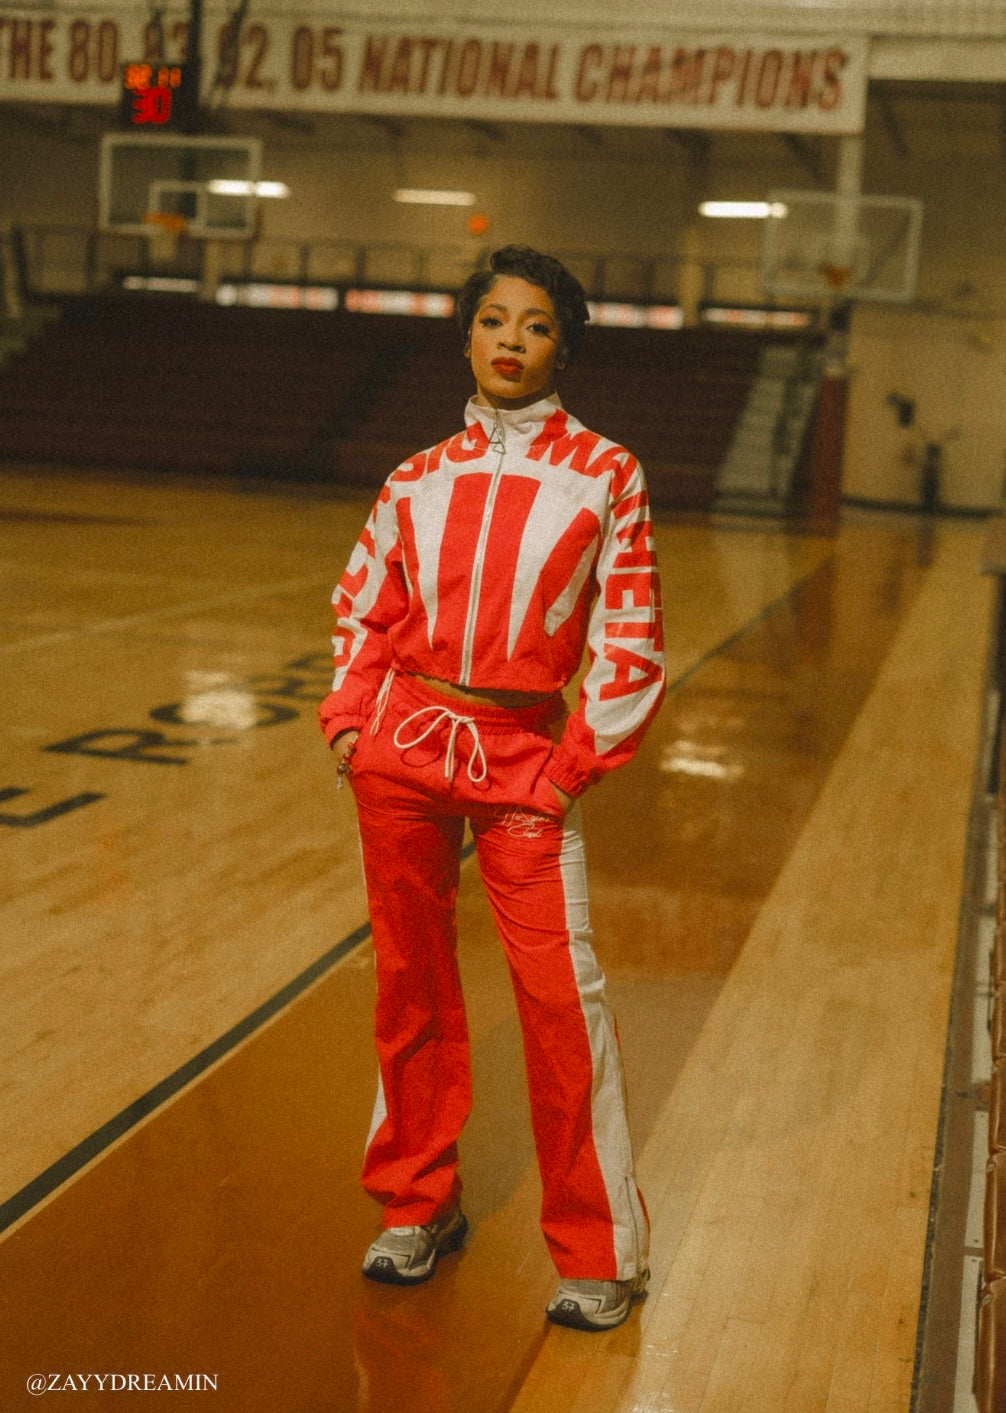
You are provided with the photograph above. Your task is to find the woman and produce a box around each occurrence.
[319,245,665,1332]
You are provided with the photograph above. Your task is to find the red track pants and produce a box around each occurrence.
[348,672,648,1282]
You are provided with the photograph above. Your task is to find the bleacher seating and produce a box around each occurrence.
[562,326,768,510]
[0,297,387,478]
[0,295,818,511]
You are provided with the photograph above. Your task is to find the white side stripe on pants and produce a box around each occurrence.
[559,802,648,1281]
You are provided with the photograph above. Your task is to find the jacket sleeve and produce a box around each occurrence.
[318,486,407,746]
[543,461,665,796]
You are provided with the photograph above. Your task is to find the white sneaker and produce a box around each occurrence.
[361,1208,469,1286]
[546,1268,649,1331]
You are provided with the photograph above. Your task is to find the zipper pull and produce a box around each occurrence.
[489,411,506,453]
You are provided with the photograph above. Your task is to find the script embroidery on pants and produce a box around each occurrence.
[498,807,549,839]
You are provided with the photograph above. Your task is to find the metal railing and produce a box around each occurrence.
[7,224,767,310]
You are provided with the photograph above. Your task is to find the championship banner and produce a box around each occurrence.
[0,9,868,134]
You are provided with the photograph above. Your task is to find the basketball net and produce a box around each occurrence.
[141,210,187,262]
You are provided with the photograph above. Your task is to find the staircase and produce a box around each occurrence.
[716,342,824,508]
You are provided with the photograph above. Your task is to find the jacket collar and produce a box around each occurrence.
[464,392,563,442]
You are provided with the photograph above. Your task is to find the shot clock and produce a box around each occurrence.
[120,61,200,131]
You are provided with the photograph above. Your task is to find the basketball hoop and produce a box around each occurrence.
[760,190,923,306]
[99,135,262,240]
[818,263,852,293]
[142,211,189,236]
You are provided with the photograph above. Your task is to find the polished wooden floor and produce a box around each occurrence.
[0,463,992,1411]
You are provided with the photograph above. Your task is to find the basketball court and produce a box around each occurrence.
[2,3,1006,1409]
[0,460,992,1410]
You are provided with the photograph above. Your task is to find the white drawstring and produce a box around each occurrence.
[392,704,488,784]
[370,668,395,737]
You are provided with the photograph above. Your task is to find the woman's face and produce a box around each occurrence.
[466,275,565,410]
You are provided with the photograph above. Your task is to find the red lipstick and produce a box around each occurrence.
[492,358,523,376]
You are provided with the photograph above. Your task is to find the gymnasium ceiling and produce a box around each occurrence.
[2,78,1004,182]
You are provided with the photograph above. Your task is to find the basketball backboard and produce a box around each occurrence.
[98,134,262,239]
[760,190,923,304]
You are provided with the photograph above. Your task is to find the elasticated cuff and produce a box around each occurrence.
[543,753,592,799]
[318,697,366,747]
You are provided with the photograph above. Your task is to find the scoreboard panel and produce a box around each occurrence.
[120,61,199,130]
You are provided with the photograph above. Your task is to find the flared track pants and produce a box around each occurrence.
[348,672,648,1282]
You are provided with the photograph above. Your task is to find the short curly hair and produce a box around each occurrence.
[456,245,590,365]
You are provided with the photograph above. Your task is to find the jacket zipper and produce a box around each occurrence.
[459,411,507,685]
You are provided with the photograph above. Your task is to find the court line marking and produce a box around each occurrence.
[0,508,151,526]
[0,919,374,1236]
[0,572,334,656]
[0,557,833,1239]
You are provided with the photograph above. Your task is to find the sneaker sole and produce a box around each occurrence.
[546,1270,649,1332]
[362,1213,469,1287]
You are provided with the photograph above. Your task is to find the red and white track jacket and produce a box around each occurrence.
[318,393,666,798]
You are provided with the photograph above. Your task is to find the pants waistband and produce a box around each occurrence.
[388,672,566,735]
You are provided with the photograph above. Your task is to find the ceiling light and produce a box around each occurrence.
[392,188,476,206]
[699,200,788,219]
[207,180,290,198]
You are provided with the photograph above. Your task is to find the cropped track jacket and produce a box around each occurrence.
[318,393,666,798]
